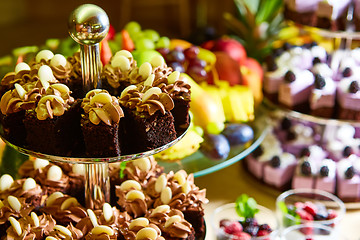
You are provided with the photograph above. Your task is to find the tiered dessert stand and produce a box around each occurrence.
[0,4,188,210]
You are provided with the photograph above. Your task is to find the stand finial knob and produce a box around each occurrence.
[68,4,109,45]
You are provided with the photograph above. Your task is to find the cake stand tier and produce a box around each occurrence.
[0,124,188,209]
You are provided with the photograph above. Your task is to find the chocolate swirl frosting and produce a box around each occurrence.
[81,89,124,126]
[47,223,84,239]
[119,85,174,115]
[0,197,34,224]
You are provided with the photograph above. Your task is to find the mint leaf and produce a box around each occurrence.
[235,194,259,219]
[119,161,127,179]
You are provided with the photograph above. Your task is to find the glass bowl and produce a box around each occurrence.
[276,188,346,230]
[278,223,346,240]
[212,202,278,240]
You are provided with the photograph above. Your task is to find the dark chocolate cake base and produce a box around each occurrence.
[0,110,27,147]
[120,108,177,154]
[172,98,190,133]
[311,106,334,119]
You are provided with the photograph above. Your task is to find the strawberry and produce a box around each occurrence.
[303,201,318,216]
[257,230,270,236]
[232,231,251,240]
[294,202,305,209]
[223,221,243,235]
[296,209,314,221]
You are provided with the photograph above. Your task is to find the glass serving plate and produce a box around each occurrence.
[159,106,270,178]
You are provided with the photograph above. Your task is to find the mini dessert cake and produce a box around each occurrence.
[315,0,352,31]
[278,69,314,112]
[263,152,297,190]
[310,74,336,118]
[314,158,337,194]
[81,89,124,157]
[292,157,318,189]
[283,0,322,26]
[336,157,360,201]
[118,84,177,154]
[245,131,282,180]
[337,77,360,120]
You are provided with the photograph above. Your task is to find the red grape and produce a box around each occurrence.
[184,46,200,60]
[187,65,207,82]
[156,48,170,58]
[169,61,185,72]
[166,50,185,63]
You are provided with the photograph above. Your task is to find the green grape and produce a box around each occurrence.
[156,36,170,49]
[135,38,155,51]
[143,29,160,42]
[206,122,225,135]
[124,21,141,36]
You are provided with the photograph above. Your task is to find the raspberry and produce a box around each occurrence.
[257,230,270,236]
[219,219,231,228]
[296,209,314,221]
[233,232,251,240]
[223,221,243,235]
[303,201,318,216]
[327,210,338,220]
[294,202,305,209]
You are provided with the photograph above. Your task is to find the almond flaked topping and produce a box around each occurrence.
[132,157,151,172]
[31,212,40,227]
[34,158,49,170]
[0,174,14,192]
[72,164,85,176]
[9,217,22,236]
[155,174,167,193]
[38,65,54,90]
[142,87,161,102]
[111,55,130,71]
[120,180,142,191]
[36,50,54,62]
[46,192,64,207]
[126,190,145,201]
[15,62,30,74]
[91,225,114,235]
[168,71,180,84]
[139,62,152,80]
[50,54,67,67]
[150,55,165,68]
[174,171,186,185]
[47,165,63,181]
[60,197,78,210]
[85,89,103,99]
[129,217,149,230]
[144,74,155,86]
[8,195,21,212]
[54,225,72,237]
[151,205,170,216]
[87,209,98,227]
[14,83,26,100]
[103,203,113,222]
[181,181,191,194]
[90,92,112,105]
[164,215,182,228]
[45,237,58,240]
[160,187,172,205]
[23,178,37,191]
[120,85,137,99]
[114,50,133,59]
[50,83,70,93]
[135,227,158,240]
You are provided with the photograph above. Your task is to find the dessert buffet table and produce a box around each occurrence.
[195,161,360,240]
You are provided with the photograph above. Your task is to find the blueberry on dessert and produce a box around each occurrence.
[337,78,360,120]
[284,70,296,83]
[343,67,353,77]
[336,159,360,201]
[315,159,336,194]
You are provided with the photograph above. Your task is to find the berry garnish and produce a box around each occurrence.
[233,232,251,240]
[220,219,231,228]
[270,155,281,168]
[243,225,259,236]
[282,42,292,51]
[300,147,311,157]
[281,117,292,130]
[343,146,353,157]
[319,166,329,177]
[314,74,326,89]
[286,131,296,141]
[284,70,296,83]
[258,224,272,232]
[301,161,312,176]
[296,209,313,221]
[349,80,360,93]
[343,67,353,77]
[310,41,318,47]
[252,146,264,158]
[303,202,317,216]
[224,221,243,235]
[312,57,321,65]
[345,166,355,179]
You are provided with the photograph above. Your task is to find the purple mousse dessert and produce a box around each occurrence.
[316,0,352,31]
[292,157,318,189]
[336,158,360,202]
[337,78,360,120]
[278,69,314,112]
[284,0,322,26]
[314,159,337,194]
[310,74,336,118]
